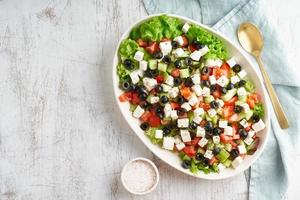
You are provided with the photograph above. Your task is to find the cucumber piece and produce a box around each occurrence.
[180,68,190,78]
[224,143,232,152]
[188,112,194,122]
[238,95,247,102]
[158,62,168,72]
[222,89,237,101]
[245,110,253,120]
[216,149,230,163]
[223,159,232,167]
[205,114,212,121]
[149,59,158,69]
[212,115,219,125]
[204,95,214,103]
[167,65,175,74]
[146,95,153,103]
[129,104,137,112]
[207,139,214,150]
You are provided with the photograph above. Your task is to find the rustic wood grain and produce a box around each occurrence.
[0,0,251,199]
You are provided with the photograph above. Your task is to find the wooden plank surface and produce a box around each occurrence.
[0,0,256,199]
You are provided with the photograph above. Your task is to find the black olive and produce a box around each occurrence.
[201,66,209,75]
[213,127,222,136]
[184,57,192,66]
[171,41,179,49]
[182,160,191,169]
[122,81,131,91]
[174,60,182,68]
[220,87,227,94]
[195,153,205,161]
[130,84,137,91]
[154,51,163,59]
[230,149,239,159]
[205,121,213,132]
[177,95,185,104]
[213,147,221,155]
[155,85,163,93]
[189,122,198,130]
[140,122,149,131]
[202,80,210,87]
[234,83,240,88]
[184,77,194,87]
[162,126,171,135]
[203,158,210,166]
[239,80,246,87]
[173,77,182,86]
[210,85,217,92]
[155,107,163,114]
[139,92,147,101]
[162,55,171,64]
[157,113,164,119]
[226,83,234,90]
[192,40,204,50]
[232,64,242,73]
[140,101,150,109]
[144,69,154,78]
[252,114,260,123]
[239,129,248,139]
[123,59,133,70]
[160,95,169,104]
[137,86,147,95]
[234,105,243,113]
[177,108,186,116]
[210,101,219,109]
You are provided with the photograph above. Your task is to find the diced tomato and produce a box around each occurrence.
[232,134,241,140]
[223,105,234,119]
[156,75,164,83]
[178,113,188,119]
[171,69,180,77]
[209,156,218,165]
[131,93,140,105]
[229,140,238,147]
[183,146,196,157]
[201,75,209,81]
[224,96,238,107]
[245,126,251,132]
[212,89,222,99]
[220,134,233,143]
[220,63,231,77]
[180,87,192,100]
[140,111,152,122]
[249,93,259,103]
[228,113,240,122]
[199,102,210,111]
[148,115,161,127]
[247,98,256,109]
[161,38,171,42]
[119,92,132,102]
[200,120,207,127]
[145,42,160,54]
[136,39,148,47]
[189,44,197,52]
[181,35,189,47]
[247,93,259,109]
[191,137,201,146]
[171,102,180,109]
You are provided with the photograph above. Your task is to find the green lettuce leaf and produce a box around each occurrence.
[117,64,130,83]
[245,80,255,92]
[119,39,139,60]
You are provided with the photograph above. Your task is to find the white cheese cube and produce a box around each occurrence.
[196,126,206,137]
[129,71,140,84]
[247,129,256,138]
[180,130,191,142]
[190,50,202,61]
[177,118,189,128]
[165,75,174,86]
[209,75,217,85]
[163,137,175,150]
[232,156,243,168]
[159,41,172,55]
[181,102,192,111]
[191,74,201,85]
[231,75,240,84]
[202,87,210,97]
[217,75,229,87]
[224,126,233,136]
[244,137,254,145]
[216,99,224,108]
[188,94,198,106]
[173,36,184,46]
[207,108,217,117]
[155,130,163,139]
[139,60,148,71]
[238,144,247,154]
[238,70,247,79]
[173,48,185,57]
[192,85,203,96]
[150,96,159,104]
[237,87,247,97]
[213,136,220,144]
[204,150,214,159]
[205,58,223,67]
[193,115,202,124]
[164,103,172,118]
[182,23,190,33]
[168,87,179,98]
[252,119,266,133]
[170,110,178,120]
[176,142,186,151]
[194,108,204,116]
[219,120,228,128]
[239,119,248,128]
[143,77,157,91]
[199,45,209,56]
[241,103,250,113]
[198,137,208,148]
[162,84,172,92]
[218,163,226,172]
[226,57,236,68]
[133,106,145,118]
[136,69,144,77]
[134,51,144,61]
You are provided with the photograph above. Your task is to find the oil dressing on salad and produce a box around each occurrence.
[117,15,265,174]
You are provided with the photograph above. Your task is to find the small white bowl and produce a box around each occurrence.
[121,157,159,195]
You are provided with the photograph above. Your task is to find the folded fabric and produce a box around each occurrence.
[143,0,300,199]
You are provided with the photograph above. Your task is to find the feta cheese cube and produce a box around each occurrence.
[199,45,209,55]
[213,136,220,144]
[238,70,247,79]
[177,118,189,128]
[202,87,210,97]
[150,96,159,104]
[231,75,240,84]
[159,41,172,55]
[170,110,178,120]
[247,129,256,138]
[232,156,243,168]
[143,77,157,91]
[196,126,206,137]
[244,137,254,145]
[182,23,190,33]
[216,99,224,108]
[188,94,198,106]
[181,102,192,111]
[240,103,250,113]
[139,60,148,71]
[180,130,191,142]
[205,58,222,67]
[237,87,247,97]
[193,115,202,124]
[133,105,145,118]
[164,103,172,118]
[194,108,204,116]
[165,75,174,86]
[207,108,217,117]
[168,87,179,98]
[209,75,217,85]
[134,51,144,61]
[219,120,228,128]
[218,163,226,172]
[176,142,186,151]
[191,74,201,85]
[173,48,185,57]
[217,75,229,87]
[162,84,172,92]
[237,144,247,154]
[226,57,236,68]
[163,137,175,150]
[129,71,140,84]
[190,50,202,61]
[224,126,233,136]
[173,36,184,46]
[239,119,248,128]
[192,85,203,96]
[252,119,266,133]
[204,150,214,159]
[155,130,163,139]
[198,137,208,147]
[136,69,144,77]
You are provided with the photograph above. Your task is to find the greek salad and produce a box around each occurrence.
[117,15,265,174]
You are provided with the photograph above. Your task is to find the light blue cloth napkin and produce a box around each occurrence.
[143,0,300,199]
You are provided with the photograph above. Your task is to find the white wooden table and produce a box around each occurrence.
[0,0,298,199]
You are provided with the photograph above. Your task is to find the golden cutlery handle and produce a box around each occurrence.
[255,56,289,129]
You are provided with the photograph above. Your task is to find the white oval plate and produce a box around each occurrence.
[112,14,270,180]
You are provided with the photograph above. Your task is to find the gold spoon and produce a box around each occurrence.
[237,22,289,129]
